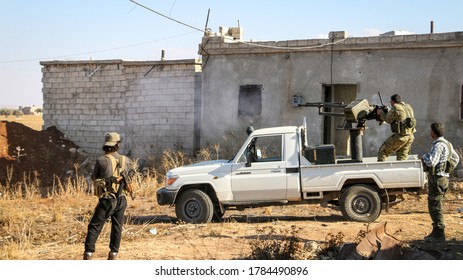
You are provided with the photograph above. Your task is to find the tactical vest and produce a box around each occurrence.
[432,139,457,176]
[391,103,416,135]
[93,154,126,198]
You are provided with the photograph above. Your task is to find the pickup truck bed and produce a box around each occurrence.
[301,157,424,194]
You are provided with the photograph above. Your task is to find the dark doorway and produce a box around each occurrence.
[322,84,357,156]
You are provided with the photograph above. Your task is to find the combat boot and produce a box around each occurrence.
[108,251,117,260]
[424,227,445,242]
[83,252,92,260]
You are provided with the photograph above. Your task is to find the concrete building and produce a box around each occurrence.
[40,59,201,159]
[199,30,463,158]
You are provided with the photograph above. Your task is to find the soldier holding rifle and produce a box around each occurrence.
[83,132,134,260]
[376,94,416,161]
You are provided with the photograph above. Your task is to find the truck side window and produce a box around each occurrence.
[251,135,283,162]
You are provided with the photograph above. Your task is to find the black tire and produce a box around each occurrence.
[175,189,214,223]
[340,184,381,222]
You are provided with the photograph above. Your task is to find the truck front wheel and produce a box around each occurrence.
[340,184,381,222]
[175,189,214,223]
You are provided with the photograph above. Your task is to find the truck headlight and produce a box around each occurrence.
[165,175,179,187]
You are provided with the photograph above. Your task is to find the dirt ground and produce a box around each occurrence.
[12,192,463,260]
[8,188,460,260]
[1,117,462,260]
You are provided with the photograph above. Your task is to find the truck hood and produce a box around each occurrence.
[168,159,230,176]
[191,159,230,167]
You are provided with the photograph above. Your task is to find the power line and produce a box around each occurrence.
[168,0,177,16]
[129,0,204,32]
[129,0,348,51]
[0,32,197,64]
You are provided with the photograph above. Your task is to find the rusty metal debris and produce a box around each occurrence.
[338,222,403,260]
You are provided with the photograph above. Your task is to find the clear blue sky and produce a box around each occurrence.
[1,0,462,108]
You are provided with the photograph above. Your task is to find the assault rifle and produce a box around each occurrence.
[362,92,389,125]
[115,170,135,200]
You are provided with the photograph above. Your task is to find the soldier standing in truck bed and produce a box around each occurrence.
[376,94,416,161]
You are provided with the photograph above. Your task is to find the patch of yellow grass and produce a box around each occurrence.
[0,115,43,131]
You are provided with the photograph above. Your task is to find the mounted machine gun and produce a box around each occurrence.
[298,92,388,162]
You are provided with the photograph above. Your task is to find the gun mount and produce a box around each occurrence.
[298,93,389,162]
[299,98,387,129]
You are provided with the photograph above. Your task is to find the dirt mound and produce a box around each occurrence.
[0,121,88,191]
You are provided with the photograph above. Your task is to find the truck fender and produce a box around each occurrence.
[341,176,382,191]
[175,182,221,207]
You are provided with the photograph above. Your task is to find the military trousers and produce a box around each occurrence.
[377,133,414,161]
[427,174,448,229]
[84,195,127,253]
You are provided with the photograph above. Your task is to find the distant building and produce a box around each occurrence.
[20,105,42,115]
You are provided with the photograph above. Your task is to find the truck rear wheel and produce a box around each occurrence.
[340,184,381,222]
[175,189,214,223]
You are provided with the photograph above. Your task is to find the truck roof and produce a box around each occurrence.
[250,126,298,136]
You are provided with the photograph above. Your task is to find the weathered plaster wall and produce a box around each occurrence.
[200,32,463,157]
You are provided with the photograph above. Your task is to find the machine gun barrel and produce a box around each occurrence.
[300,102,346,108]
[299,102,346,117]
[378,91,385,106]
[300,94,388,162]
[300,95,388,127]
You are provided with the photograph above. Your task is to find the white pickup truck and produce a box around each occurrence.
[157,125,425,223]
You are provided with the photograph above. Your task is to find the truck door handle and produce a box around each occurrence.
[270,170,281,173]
[236,171,251,175]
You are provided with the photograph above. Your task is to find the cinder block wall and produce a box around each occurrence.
[41,59,202,161]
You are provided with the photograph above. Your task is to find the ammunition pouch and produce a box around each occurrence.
[93,178,118,199]
[93,178,106,197]
[445,159,457,174]
[402,117,416,129]
[438,140,458,174]
[391,121,401,134]
[398,103,415,135]
[392,117,416,135]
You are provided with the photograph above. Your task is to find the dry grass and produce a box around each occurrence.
[0,155,164,259]
[245,226,312,260]
[0,147,227,260]
[0,115,43,131]
[244,225,353,260]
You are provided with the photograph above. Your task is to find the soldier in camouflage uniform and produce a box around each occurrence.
[421,123,459,242]
[376,94,416,161]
